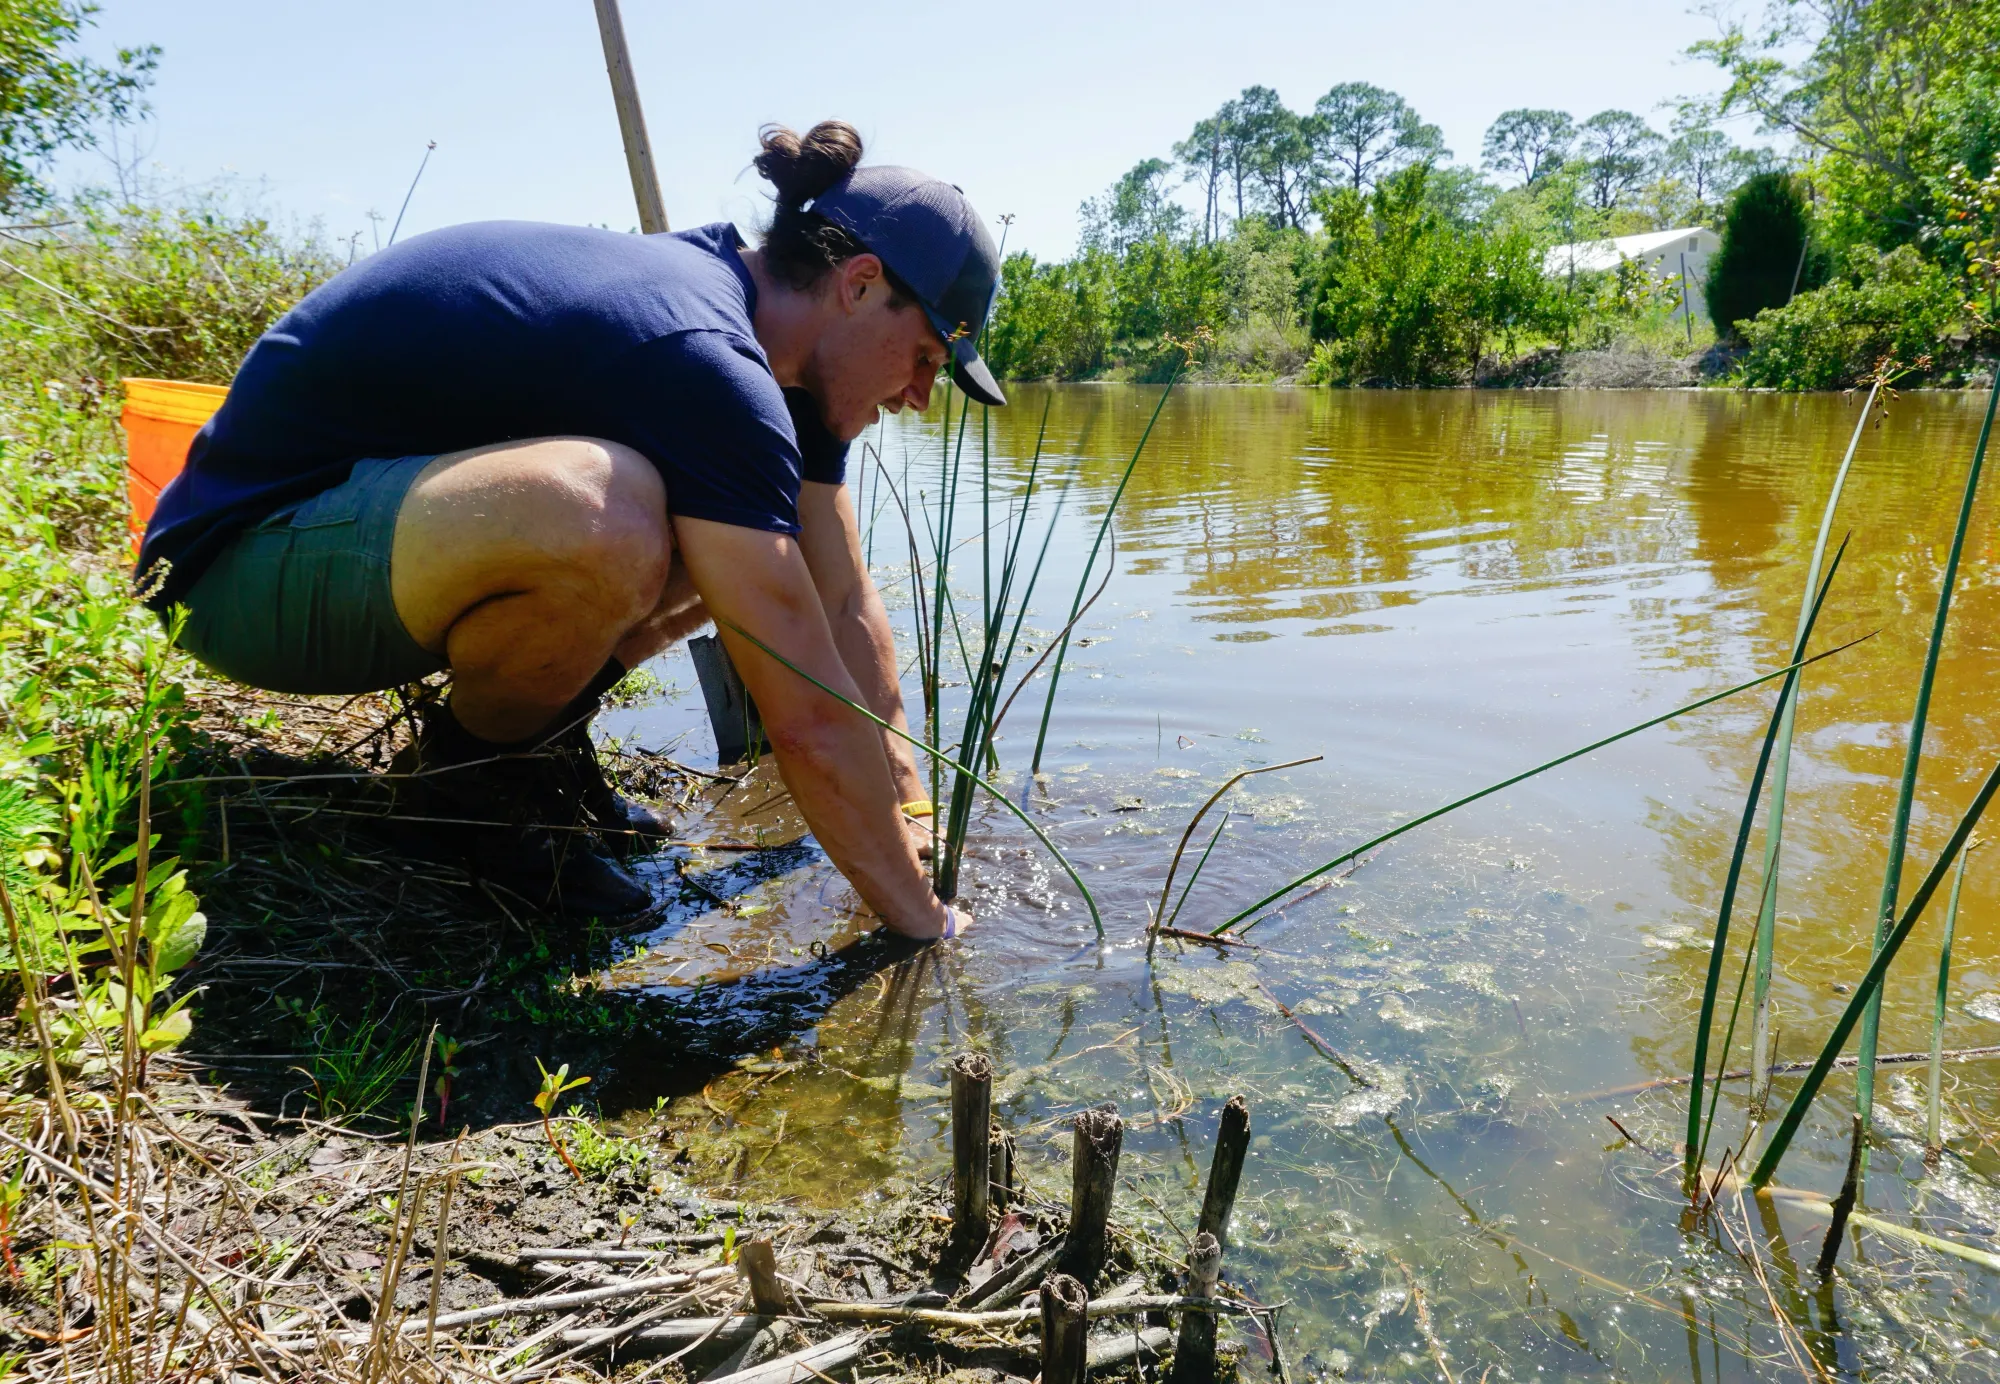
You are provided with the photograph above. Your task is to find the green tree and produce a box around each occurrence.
[1173,115,1229,244]
[1708,170,1815,339]
[1692,0,2000,249]
[1080,158,1187,254]
[1234,86,1317,230]
[0,1,156,209]
[1482,109,1575,185]
[1577,110,1663,210]
[1313,82,1446,192]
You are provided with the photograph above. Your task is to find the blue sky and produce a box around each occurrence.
[69,1,1750,260]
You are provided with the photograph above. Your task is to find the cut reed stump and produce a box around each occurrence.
[738,1237,789,1315]
[1168,1232,1223,1384]
[990,1123,1016,1214]
[1197,1096,1250,1248]
[949,1052,994,1245]
[1060,1104,1124,1288]
[1040,1273,1091,1384]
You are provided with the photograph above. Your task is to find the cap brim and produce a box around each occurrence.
[950,342,1007,407]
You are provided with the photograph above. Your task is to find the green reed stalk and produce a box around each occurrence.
[1030,369,1183,774]
[1683,541,1848,1189]
[1215,635,1873,936]
[714,616,1103,938]
[1751,755,2000,1188]
[1854,373,1998,1147]
[1162,811,1230,932]
[1694,870,1773,1183]
[1750,383,1879,1103]
[1927,839,1981,1153]
[934,406,1054,900]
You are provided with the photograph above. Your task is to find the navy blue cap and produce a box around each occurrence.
[808,166,1006,407]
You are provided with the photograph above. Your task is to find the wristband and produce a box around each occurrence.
[901,799,935,819]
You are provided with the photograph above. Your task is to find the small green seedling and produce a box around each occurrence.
[532,1059,591,1183]
[0,1163,23,1281]
[433,1035,464,1127]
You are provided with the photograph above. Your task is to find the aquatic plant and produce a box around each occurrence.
[1747,383,1880,1104]
[1681,541,1848,1192]
[1927,838,1981,1154]
[1851,373,1996,1145]
[1748,370,1999,1186]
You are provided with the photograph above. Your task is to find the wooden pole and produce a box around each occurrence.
[1039,1274,1090,1384]
[1061,1104,1122,1287]
[1196,1096,1249,1249]
[1168,1232,1222,1384]
[591,0,669,234]
[948,1052,993,1242]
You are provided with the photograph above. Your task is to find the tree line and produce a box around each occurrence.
[990,0,2000,390]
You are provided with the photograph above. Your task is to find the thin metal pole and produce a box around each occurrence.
[592,0,669,233]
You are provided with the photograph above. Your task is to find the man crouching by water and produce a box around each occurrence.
[134,121,991,941]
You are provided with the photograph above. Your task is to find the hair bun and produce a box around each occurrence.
[754,121,864,207]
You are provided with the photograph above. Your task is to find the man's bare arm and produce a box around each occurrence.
[795,480,926,806]
[672,514,950,938]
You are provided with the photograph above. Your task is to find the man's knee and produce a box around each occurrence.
[495,438,671,615]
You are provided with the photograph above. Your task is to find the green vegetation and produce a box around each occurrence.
[1705,171,1817,342]
[989,0,1999,388]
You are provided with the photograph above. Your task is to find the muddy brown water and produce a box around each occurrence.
[597,385,2000,1380]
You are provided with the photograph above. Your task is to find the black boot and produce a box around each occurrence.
[542,694,675,850]
[388,701,654,920]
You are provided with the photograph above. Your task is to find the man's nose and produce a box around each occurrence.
[903,370,935,413]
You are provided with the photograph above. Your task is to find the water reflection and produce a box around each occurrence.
[598,385,2000,1380]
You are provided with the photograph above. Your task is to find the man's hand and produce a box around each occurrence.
[673,515,947,938]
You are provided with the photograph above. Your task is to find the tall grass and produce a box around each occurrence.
[1927,839,1981,1155]
[1749,369,1999,1188]
[1748,383,1879,1103]
[1683,542,1847,1191]
[1851,374,1997,1145]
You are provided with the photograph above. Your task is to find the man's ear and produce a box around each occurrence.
[839,253,886,313]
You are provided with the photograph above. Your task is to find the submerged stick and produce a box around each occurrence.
[1196,1097,1250,1249]
[1061,1105,1123,1287]
[1039,1274,1090,1384]
[1169,1233,1223,1384]
[948,1052,994,1242]
[807,1294,1255,1328]
[1814,1114,1865,1281]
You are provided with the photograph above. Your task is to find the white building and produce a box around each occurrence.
[1543,226,1719,321]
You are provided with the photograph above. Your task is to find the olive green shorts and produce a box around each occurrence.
[175,455,450,695]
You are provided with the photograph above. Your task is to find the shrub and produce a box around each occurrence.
[1708,172,1819,341]
[1737,245,1959,388]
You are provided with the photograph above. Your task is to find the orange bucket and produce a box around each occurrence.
[122,377,228,549]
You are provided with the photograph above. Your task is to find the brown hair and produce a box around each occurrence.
[754,120,912,304]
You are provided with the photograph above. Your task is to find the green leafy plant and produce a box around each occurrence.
[532,1059,591,1183]
[0,1162,24,1281]
[432,1035,464,1127]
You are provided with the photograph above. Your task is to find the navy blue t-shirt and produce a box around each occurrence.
[136,220,847,606]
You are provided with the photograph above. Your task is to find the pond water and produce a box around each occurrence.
[601,385,2000,1381]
